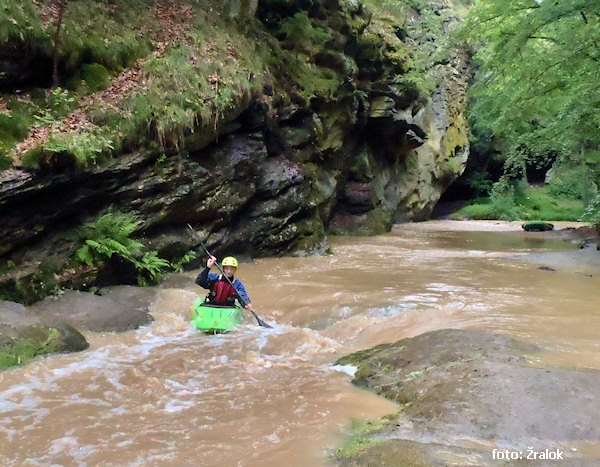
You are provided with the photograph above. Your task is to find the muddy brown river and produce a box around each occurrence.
[1,221,599,466]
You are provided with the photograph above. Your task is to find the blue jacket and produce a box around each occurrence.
[195,267,251,305]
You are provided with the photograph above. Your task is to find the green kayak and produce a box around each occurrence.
[191,298,243,333]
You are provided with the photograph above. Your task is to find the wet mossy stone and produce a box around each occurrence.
[522,221,554,232]
[0,322,88,370]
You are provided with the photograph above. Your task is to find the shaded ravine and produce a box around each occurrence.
[1,220,599,465]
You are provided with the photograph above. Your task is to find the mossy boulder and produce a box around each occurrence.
[0,301,88,370]
[522,221,555,232]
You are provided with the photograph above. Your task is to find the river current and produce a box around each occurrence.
[1,220,599,465]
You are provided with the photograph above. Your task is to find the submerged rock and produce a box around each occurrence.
[334,329,600,465]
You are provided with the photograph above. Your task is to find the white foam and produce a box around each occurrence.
[330,364,357,377]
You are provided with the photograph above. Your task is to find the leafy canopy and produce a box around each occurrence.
[460,0,600,166]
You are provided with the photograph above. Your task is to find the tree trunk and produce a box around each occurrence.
[52,1,68,89]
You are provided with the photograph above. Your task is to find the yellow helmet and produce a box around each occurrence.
[221,256,238,268]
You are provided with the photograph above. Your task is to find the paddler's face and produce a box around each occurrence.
[223,266,236,278]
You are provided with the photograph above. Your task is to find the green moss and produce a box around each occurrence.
[0,326,56,369]
[335,418,388,458]
[0,325,86,371]
[75,63,111,92]
[0,263,58,305]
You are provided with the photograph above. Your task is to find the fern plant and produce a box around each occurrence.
[134,251,171,286]
[76,212,143,266]
[76,211,170,286]
[171,250,198,273]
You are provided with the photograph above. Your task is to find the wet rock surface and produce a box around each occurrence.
[29,287,155,332]
[335,329,600,465]
[0,285,156,369]
[0,300,88,370]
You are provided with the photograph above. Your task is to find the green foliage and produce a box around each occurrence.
[455,183,585,221]
[76,211,170,286]
[42,130,114,166]
[76,212,144,267]
[0,112,29,166]
[0,94,42,165]
[1,0,153,74]
[57,0,153,71]
[171,250,198,273]
[134,251,171,287]
[546,161,597,202]
[582,193,600,225]
[283,55,341,101]
[268,12,343,102]
[121,22,270,149]
[79,63,110,92]
[0,0,48,46]
[469,170,493,196]
[277,12,332,56]
[461,0,600,174]
[34,88,76,127]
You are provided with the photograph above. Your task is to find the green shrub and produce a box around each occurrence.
[135,251,171,286]
[80,63,110,92]
[489,185,520,220]
[469,170,493,196]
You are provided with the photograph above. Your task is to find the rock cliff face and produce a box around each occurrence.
[0,0,470,302]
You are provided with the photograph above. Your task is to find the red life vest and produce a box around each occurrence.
[210,276,237,305]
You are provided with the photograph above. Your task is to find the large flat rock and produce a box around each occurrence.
[28,287,156,332]
[335,329,600,465]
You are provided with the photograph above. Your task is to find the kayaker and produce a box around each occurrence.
[196,255,255,311]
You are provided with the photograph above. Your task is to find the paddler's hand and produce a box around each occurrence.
[207,255,217,268]
[245,303,255,311]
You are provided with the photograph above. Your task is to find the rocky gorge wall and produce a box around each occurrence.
[0,0,470,303]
